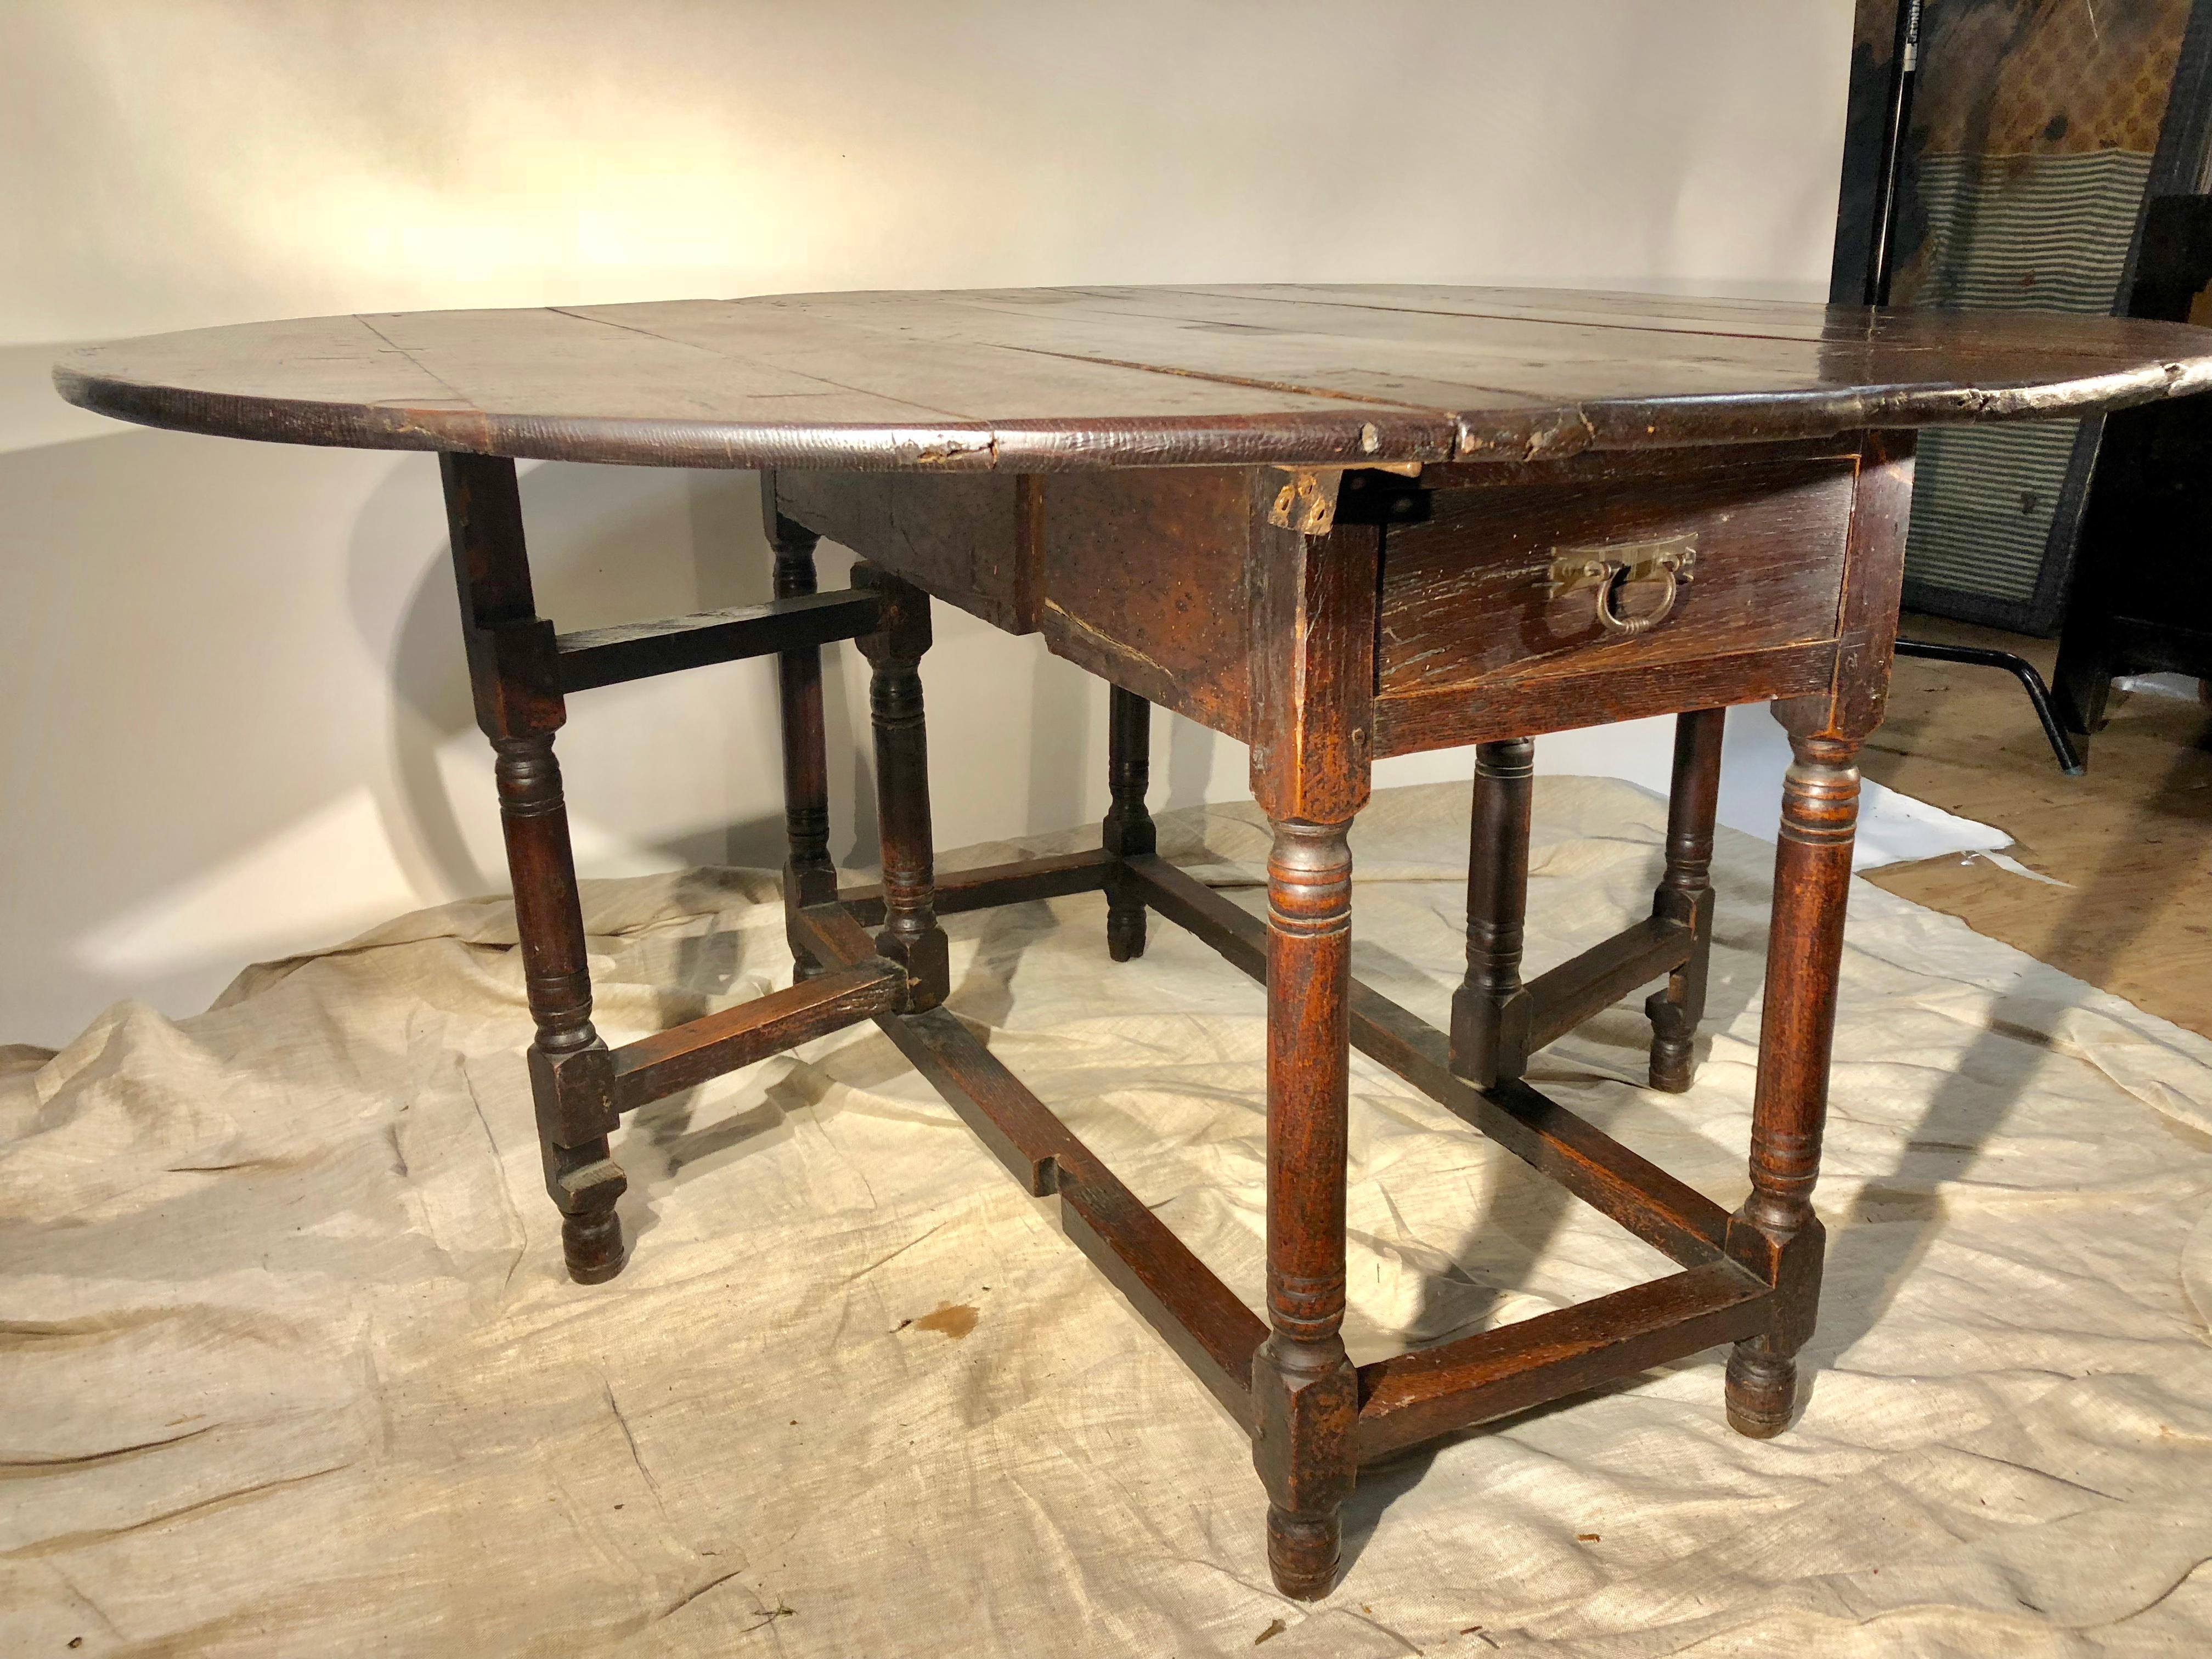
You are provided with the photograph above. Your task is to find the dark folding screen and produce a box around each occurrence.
[1831,0,2212,634]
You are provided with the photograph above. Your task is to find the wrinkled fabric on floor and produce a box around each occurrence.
[6,777,2212,1657]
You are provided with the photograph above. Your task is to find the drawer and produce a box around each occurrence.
[1375,453,1859,699]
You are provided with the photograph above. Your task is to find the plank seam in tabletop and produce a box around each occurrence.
[984,342,1477,413]
[951,289,2200,390]
[546,304,977,425]
[1150,286,1829,345]
[974,286,2202,365]
[560,297,1464,432]
[1153,285,2208,358]
[353,313,477,409]
[1045,286,1848,349]
[53,286,2212,471]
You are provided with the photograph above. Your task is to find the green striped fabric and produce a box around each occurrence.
[1904,149,2154,603]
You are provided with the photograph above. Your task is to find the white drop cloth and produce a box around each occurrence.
[5,777,2211,1657]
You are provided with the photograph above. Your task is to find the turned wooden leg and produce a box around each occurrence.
[854,562,949,1011]
[765,492,838,982]
[443,453,624,1284]
[1254,815,1361,1600]
[1102,686,1155,962]
[1646,708,1725,1092]
[1724,733,1860,1435]
[1449,738,1534,1088]
[501,736,627,1283]
[1244,467,1377,1602]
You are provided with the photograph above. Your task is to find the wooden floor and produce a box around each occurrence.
[1859,614,2212,1040]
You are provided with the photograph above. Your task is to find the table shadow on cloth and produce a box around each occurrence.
[4,777,2212,1657]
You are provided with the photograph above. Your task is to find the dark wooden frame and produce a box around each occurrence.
[436,425,1912,1601]
[2052,193,2212,745]
[1832,0,2212,635]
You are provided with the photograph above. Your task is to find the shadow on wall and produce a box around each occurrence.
[2,427,432,1040]
[1,437,816,1042]
[353,458,825,902]
[3,428,1148,1045]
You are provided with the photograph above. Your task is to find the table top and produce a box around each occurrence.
[53,284,2212,471]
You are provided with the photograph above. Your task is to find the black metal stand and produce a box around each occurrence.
[1890,637,2085,774]
[1863,0,2085,776]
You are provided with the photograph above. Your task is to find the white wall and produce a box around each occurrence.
[0,1,1858,1046]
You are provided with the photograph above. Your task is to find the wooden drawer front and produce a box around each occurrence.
[1376,455,1858,697]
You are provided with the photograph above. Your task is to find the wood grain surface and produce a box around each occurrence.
[1375,454,1858,695]
[53,285,2212,471]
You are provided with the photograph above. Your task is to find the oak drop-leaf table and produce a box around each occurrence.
[56,285,2212,1600]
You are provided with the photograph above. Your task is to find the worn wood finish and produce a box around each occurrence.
[1354,1261,1771,1463]
[1243,470,1376,1601]
[1413,436,1864,493]
[441,453,625,1285]
[608,961,902,1113]
[1525,916,1696,1054]
[1102,687,1156,962]
[57,286,2212,471]
[1371,640,1838,755]
[1451,740,1537,1088]
[837,848,1113,928]
[791,901,1266,1427]
[853,563,950,1012]
[772,471,1041,633]
[763,495,839,983]
[793,903,1072,1195]
[555,588,879,694]
[1779,430,1918,746]
[1122,853,1732,1268]
[67,285,2212,1605]
[1724,433,1910,1437]
[1038,469,1254,731]
[1251,811,1359,1599]
[1056,1169,1266,1434]
[1647,709,1726,1091]
[1723,735,1859,1437]
[1376,456,1857,699]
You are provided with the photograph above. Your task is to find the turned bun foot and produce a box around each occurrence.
[1724,1341,1797,1438]
[1266,1505,1340,1601]
[1646,1009,1696,1093]
[1106,904,1147,962]
[562,1209,627,1285]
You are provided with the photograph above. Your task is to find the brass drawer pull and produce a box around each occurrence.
[1544,533,1698,636]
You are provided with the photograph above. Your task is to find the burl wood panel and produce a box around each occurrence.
[770,470,1040,633]
[1376,453,1859,698]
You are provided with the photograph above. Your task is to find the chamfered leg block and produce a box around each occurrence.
[442,453,625,1285]
[1647,707,1725,1092]
[1103,686,1155,962]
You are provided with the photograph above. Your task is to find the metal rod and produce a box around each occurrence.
[1892,637,2087,773]
[1864,0,1922,307]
